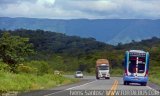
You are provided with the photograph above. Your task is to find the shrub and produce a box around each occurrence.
[0,62,10,72]
[24,61,50,75]
[17,64,37,74]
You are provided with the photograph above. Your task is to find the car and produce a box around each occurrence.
[75,71,83,78]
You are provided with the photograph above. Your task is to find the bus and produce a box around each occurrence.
[123,50,149,86]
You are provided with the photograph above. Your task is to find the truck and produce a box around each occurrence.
[96,59,110,79]
[123,50,150,86]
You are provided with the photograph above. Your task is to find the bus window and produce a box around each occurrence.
[138,57,145,73]
[138,64,145,73]
[129,59,136,73]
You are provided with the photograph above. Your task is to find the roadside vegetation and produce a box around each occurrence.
[0,29,160,94]
[0,61,77,93]
[0,70,76,92]
[0,32,78,94]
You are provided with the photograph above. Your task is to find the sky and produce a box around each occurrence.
[0,0,160,19]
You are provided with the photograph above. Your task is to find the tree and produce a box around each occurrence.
[0,32,34,71]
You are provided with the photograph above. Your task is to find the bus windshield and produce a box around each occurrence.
[129,56,146,73]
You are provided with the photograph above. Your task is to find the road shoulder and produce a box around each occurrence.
[18,79,95,96]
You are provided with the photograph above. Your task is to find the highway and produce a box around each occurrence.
[20,76,160,96]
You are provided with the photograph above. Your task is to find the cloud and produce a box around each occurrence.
[0,0,36,5]
[0,0,160,19]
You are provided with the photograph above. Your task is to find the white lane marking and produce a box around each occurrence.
[44,80,97,96]
[44,90,66,96]
[67,80,97,90]
[146,86,160,94]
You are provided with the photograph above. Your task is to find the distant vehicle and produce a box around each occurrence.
[96,59,110,79]
[54,70,61,75]
[75,71,83,78]
[123,50,150,86]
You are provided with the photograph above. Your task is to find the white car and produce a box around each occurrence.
[75,71,83,78]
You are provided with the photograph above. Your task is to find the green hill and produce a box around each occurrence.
[0,29,160,72]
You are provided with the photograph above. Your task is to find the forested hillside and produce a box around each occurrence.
[0,29,114,72]
[0,29,160,73]
[0,29,113,55]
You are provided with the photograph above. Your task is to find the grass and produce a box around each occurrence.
[0,61,79,95]
[149,75,160,85]
[110,68,123,77]
[0,71,78,93]
[149,66,160,85]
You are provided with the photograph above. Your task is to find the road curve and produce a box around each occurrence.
[19,75,160,96]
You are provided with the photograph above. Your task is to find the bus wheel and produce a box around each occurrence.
[141,82,147,86]
[124,81,127,85]
[105,77,110,79]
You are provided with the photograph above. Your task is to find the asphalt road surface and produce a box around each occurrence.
[19,75,160,96]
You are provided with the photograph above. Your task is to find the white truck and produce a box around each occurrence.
[96,59,110,79]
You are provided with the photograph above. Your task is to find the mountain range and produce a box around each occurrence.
[0,17,160,45]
